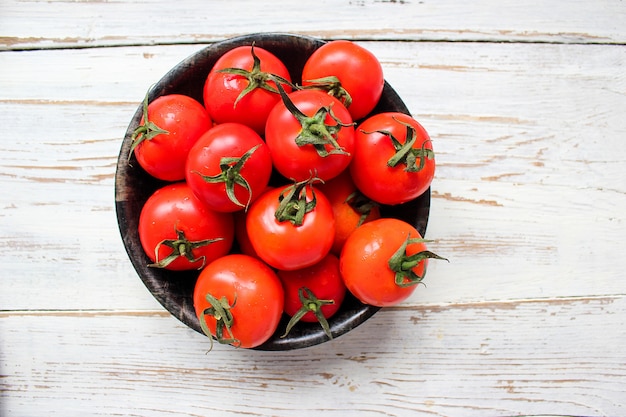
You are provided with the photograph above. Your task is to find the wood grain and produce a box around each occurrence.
[2,0,626,50]
[2,296,624,417]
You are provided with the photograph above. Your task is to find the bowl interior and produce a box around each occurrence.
[115,33,430,350]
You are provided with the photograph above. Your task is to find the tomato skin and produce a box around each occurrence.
[134,94,212,181]
[185,123,273,213]
[278,254,346,322]
[350,112,435,205]
[232,186,275,259]
[203,46,292,135]
[233,210,257,258]
[138,183,234,271]
[246,185,335,271]
[340,218,428,307]
[316,169,381,255]
[265,89,355,182]
[302,40,384,121]
[193,254,284,348]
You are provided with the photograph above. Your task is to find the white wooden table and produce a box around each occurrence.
[1,1,625,416]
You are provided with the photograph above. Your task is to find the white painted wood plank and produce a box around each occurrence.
[1,41,625,311]
[1,0,626,50]
[1,296,624,416]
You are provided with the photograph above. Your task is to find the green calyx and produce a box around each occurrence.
[199,293,240,351]
[345,190,379,228]
[149,227,224,269]
[301,75,352,109]
[128,89,169,161]
[388,234,449,288]
[275,82,353,158]
[217,43,294,107]
[274,176,322,226]
[281,287,334,340]
[361,117,434,172]
[192,144,261,210]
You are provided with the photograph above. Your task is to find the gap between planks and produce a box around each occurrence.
[3,35,625,53]
[0,294,621,317]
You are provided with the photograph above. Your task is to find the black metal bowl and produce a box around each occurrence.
[115,33,430,350]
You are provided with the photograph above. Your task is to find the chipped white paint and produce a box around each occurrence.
[1,1,625,416]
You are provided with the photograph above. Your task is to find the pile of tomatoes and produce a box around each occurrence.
[131,39,446,349]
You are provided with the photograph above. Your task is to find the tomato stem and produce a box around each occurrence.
[388,234,448,288]
[199,293,240,350]
[275,81,352,157]
[361,116,434,172]
[281,287,334,340]
[149,226,224,269]
[300,75,353,109]
[274,176,322,226]
[128,88,169,161]
[345,190,379,228]
[216,43,294,107]
[192,144,261,210]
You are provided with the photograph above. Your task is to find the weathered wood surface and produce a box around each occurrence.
[1,0,625,416]
[1,0,626,50]
[2,296,624,417]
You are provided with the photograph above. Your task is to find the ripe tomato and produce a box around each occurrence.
[265,88,355,182]
[277,253,346,339]
[340,218,446,307]
[203,45,293,135]
[193,254,284,349]
[350,112,435,205]
[233,210,258,258]
[302,40,384,121]
[138,183,234,271]
[232,186,275,259]
[131,93,212,181]
[246,179,335,271]
[316,169,381,255]
[185,123,273,213]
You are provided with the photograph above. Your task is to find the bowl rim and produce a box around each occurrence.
[115,32,430,351]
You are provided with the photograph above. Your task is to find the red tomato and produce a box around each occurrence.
[265,88,355,182]
[138,183,234,271]
[185,123,273,212]
[203,45,292,135]
[193,254,284,349]
[246,180,335,271]
[316,169,381,255]
[232,186,275,259]
[302,40,384,121]
[233,209,260,259]
[350,112,435,205]
[278,254,346,339]
[340,218,446,307]
[131,93,212,181]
